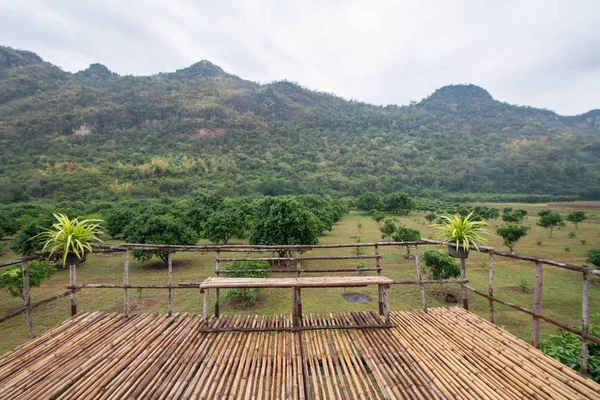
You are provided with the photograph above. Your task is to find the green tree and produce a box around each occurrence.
[10,216,54,256]
[537,211,565,237]
[587,249,600,269]
[566,211,587,229]
[496,224,529,253]
[380,219,397,241]
[502,209,528,223]
[371,211,385,225]
[421,250,461,282]
[425,213,437,223]
[356,192,383,212]
[122,214,198,264]
[249,197,320,246]
[383,192,414,214]
[392,227,421,256]
[204,208,247,244]
[0,260,56,299]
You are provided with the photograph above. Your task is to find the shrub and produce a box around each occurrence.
[566,211,587,229]
[421,250,461,282]
[425,213,437,223]
[568,231,576,238]
[0,260,56,299]
[380,219,397,241]
[222,260,269,306]
[517,278,532,293]
[496,224,529,253]
[587,249,600,269]
[537,210,565,237]
[540,325,600,382]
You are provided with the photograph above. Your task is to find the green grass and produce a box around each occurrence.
[0,204,599,354]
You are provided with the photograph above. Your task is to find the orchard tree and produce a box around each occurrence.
[421,250,460,290]
[537,210,565,237]
[502,209,528,223]
[380,219,397,241]
[122,214,198,265]
[566,211,587,229]
[496,224,529,253]
[392,227,421,257]
[10,216,54,256]
[204,208,247,244]
[250,197,320,248]
[425,213,437,224]
[356,192,384,212]
[0,260,56,299]
[586,249,600,269]
[371,210,385,225]
[383,192,414,214]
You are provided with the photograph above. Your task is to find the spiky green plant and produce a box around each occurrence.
[436,211,489,253]
[36,213,104,266]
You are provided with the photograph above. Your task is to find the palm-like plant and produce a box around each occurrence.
[37,214,104,266]
[436,211,489,256]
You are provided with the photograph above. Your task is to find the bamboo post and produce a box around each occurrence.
[460,258,468,310]
[382,284,390,325]
[296,250,302,319]
[375,244,383,315]
[532,260,543,348]
[413,245,427,312]
[488,252,494,323]
[215,251,220,318]
[21,261,35,338]
[292,287,299,329]
[581,271,589,377]
[124,250,129,317]
[202,289,209,323]
[167,251,173,316]
[69,263,77,316]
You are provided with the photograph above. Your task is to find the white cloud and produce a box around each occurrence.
[0,0,598,115]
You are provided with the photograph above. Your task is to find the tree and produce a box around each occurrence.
[122,214,198,264]
[537,211,565,237]
[566,211,587,229]
[392,227,421,257]
[204,208,247,244]
[371,211,385,225]
[250,197,320,247]
[383,192,414,214]
[380,219,397,241]
[421,250,461,284]
[10,216,54,256]
[496,224,529,253]
[105,205,136,238]
[0,260,56,299]
[586,249,600,269]
[356,192,383,212]
[425,213,437,223]
[502,209,528,223]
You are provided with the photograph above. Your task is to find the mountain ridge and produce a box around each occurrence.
[0,45,599,202]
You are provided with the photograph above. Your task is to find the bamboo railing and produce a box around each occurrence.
[0,240,598,377]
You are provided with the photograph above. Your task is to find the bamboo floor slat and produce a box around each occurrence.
[0,308,598,399]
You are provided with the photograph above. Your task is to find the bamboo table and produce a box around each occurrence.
[199,276,394,328]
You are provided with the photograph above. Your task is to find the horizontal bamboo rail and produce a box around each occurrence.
[218,255,381,262]
[464,284,600,345]
[0,290,75,323]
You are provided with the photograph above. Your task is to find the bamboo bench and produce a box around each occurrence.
[199,276,394,330]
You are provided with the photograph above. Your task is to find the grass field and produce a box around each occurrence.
[0,203,599,354]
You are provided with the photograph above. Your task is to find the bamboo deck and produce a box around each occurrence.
[0,308,598,399]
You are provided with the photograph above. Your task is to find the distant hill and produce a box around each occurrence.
[0,45,599,203]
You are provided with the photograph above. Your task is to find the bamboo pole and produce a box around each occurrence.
[297,251,302,319]
[0,290,74,323]
[202,289,209,323]
[413,245,427,312]
[581,271,589,377]
[167,251,173,316]
[292,288,299,329]
[70,263,77,316]
[382,285,390,325]
[532,261,543,348]
[21,261,35,338]
[460,258,468,310]
[215,250,220,318]
[488,252,495,323]
[375,244,383,315]
[124,250,129,317]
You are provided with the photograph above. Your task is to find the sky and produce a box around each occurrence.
[1,0,598,115]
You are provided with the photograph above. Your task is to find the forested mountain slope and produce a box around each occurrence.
[1,45,599,203]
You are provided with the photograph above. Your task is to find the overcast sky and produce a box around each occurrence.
[1,0,598,115]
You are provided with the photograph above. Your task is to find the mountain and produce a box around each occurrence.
[0,45,599,203]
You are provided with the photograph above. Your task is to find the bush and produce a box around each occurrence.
[587,249,600,269]
[0,260,56,299]
[421,250,461,281]
[222,260,269,306]
[540,325,600,382]
[496,224,529,253]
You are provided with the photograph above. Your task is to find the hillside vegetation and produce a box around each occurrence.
[1,45,599,203]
